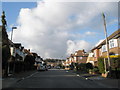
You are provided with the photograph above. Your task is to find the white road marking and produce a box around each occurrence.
[33,75,77,77]
[22,72,38,79]
[76,74,79,76]
[86,78,88,80]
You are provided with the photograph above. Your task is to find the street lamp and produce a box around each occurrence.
[9,26,17,75]
[11,27,17,41]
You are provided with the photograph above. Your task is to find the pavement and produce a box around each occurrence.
[71,70,120,89]
[2,70,36,89]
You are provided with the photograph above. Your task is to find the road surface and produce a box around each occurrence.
[2,69,118,89]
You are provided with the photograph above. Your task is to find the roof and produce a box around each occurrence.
[75,50,88,56]
[91,29,120,51]
[8,39,14,46]
[14,43,21,48]
[67,50,88,59]
[75,50,85,56]
[24,49,32,55]
[31,53,38,56]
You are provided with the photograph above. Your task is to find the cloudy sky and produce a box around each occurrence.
[2,0,118,59]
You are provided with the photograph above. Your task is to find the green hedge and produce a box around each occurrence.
[77,63,87,71]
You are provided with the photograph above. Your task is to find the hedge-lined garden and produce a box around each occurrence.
[69,57,120,78]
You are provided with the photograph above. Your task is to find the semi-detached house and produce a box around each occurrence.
[64,50,88,67]
[87,29,120,67]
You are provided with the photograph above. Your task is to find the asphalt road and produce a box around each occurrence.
[4,69,117,88]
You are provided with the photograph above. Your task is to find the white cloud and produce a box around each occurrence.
[66,40,91,55]
[11,1,117,59]
[85,31,96,36]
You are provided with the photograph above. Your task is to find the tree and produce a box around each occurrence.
[58,63,62,68]
[2,11,8,45]
[24,54,35,71]
[1,11,11,77]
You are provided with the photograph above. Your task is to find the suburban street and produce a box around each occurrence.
[2,69,119,89]
[1,1,120,90]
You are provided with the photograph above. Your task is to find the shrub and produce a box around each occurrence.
[70,62,75,70]
[86,63,93,69]
[98,57,105,73]
[92,66,99,73]
[62,66,65,69]
[77,63,87,71]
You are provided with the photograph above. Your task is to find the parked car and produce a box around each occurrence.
[47,65,51,69]
[37,62,48,71]
[56,66,60,69]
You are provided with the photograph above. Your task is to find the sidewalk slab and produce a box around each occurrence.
[2,70,37,89]
[93,79,119,88]
[2,78,20,88]
[71,70,119,88]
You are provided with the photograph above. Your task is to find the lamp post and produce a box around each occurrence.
[102,13,111,75]
[11,27,17,41]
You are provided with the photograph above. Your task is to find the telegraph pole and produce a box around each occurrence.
[102,13,111,75]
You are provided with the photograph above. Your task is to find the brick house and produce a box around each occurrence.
[101,29,120,58]
[86,52,97,66]
[74,50,88,64]
[64,49,88,67]
[87,29,120,67]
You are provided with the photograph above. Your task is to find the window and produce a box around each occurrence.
[94,50,96,57]
[102,45,107,52]
[109,39,118,48]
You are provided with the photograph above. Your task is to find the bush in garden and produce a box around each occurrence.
[86,63,93,69]
[98,57,105,73]
[118,57,120,68]
[92,66,99,73]
[86,63,93,72]
[77,63,87,72]
[70,62,75,70]
[62,66,65,69]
